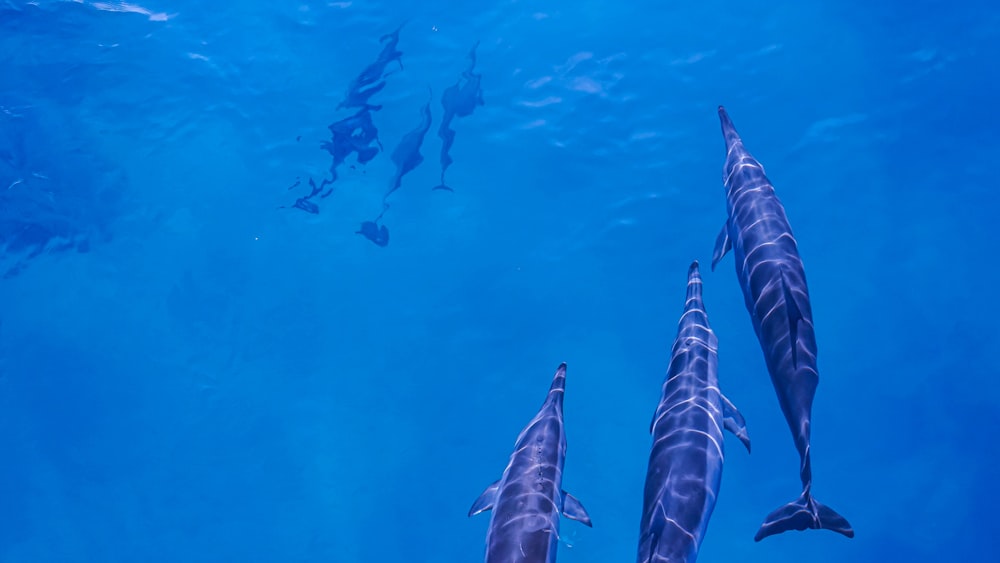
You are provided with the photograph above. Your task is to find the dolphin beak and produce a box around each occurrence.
[717,105,742,149]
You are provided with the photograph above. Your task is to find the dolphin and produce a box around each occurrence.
[435,41,484,192]
[383,94,432,204]
[469,363,592,563]
[711,106,853,541]
[319,108,383,187]
[356,203,390,247]
[637,261,750,563]
[338,21,406,111]
[285,106,384,214]
[355,219,389,247]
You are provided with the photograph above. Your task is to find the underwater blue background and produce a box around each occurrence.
[1,0,997,561]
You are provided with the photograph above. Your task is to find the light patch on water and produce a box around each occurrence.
[791,113,869,150]
[911,48,938,63]
[556,51,594,74]
[89,1,170,21]
[629,131,659,141]
[670,51,716,66]
[526,76,553,89]
[739,44,783,60]
[519,96,562,108]
[569,76,603,94]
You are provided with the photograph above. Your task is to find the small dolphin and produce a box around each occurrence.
[470,363,592,563]
[637,261,750,563]
[338,22,407,111]
[383,94,432,203]
[435,41,484,192]
[356,219,389,247]
[712,106,853,541]
[321,108,383,184]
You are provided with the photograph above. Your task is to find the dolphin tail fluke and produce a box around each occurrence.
[432,184,453,192]
[754,491,854,542]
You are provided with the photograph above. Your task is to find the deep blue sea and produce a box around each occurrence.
[1,0,997,561]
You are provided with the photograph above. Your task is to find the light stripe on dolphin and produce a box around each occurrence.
[712,106,853,541]
[469,363,592,563]
[637,261,750,563]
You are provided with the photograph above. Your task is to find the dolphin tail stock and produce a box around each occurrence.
[432,171,453,192]
[754,489,853,542]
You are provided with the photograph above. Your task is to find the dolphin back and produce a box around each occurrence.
[469,363,592,563]
[715,106,853,542]
[638,262,750,563]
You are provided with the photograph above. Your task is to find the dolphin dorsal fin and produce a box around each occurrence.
[711,221,732,271]
[468,480,500,517]
[561,490,593,527]
[720,392,751,453]
[778,267,805,368]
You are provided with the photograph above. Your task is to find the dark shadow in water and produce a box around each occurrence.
[435,41,484,193]
[0,102,122,278]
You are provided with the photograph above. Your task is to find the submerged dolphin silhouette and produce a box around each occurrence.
[355,218,389,247]
[384,93,432,203]
[285,21,401,215]
[470,363,592,563]
[712,106,853,541]
[338,21,406,111]
[435,41,484,192]
[322,109,383,180]
[637,261,750,563]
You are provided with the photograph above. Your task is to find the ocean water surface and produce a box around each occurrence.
[0,0,997,561]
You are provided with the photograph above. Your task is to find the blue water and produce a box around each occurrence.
[1,0,997,561]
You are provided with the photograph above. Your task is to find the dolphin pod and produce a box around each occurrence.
[283,25,402,215]
[469,108,852,561]
[637,261,750,563]
[281,26,490,246]
[469,363,592,563]
[712,106,853,541]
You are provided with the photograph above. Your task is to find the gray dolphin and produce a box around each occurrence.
[435,41,484,192]
[469,363,592,563]
[711,106,853,541]
[383,93,432,204]
[637,261,750,563]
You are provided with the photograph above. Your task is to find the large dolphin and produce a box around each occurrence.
[469,363,592,563]
[711,106,853,541]
[637,261,750,563]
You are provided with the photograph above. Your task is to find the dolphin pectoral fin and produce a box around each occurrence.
[778,267,805,368]
[468,480,500,517]
[754,491,854,541]
[711,222,732,271]
[561,491,593,527]
[720,393,751,453]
